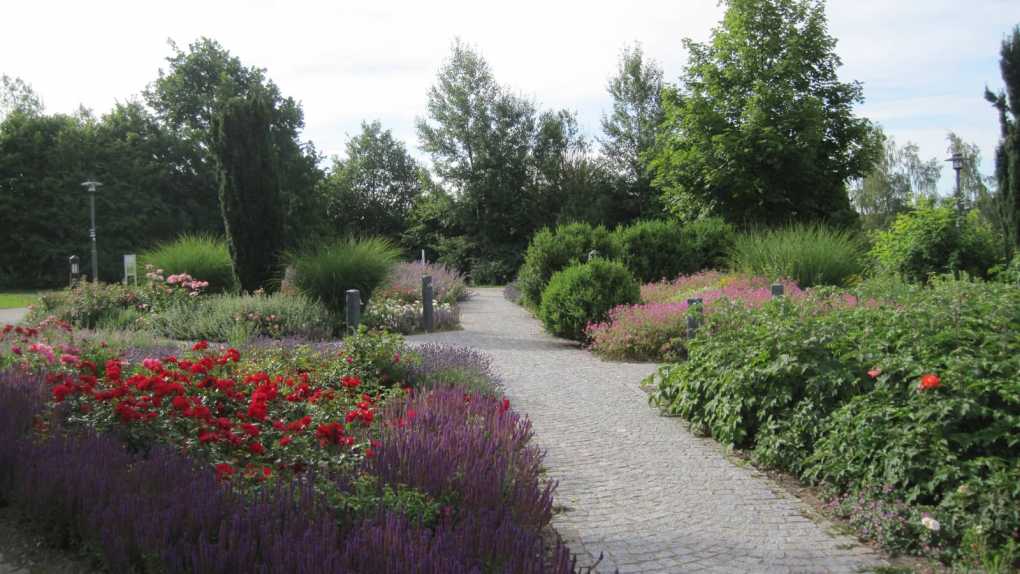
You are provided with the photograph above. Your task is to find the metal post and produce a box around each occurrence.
[69,255,80,287]
[422,275,434,332]
[345,289,361,334]
[771,283,784,298]
[82,180,102,283]
[686,297,703,338]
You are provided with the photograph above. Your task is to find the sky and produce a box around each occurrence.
[2,0,1018,194]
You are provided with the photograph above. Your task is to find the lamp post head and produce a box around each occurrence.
[81,180,103,192]
[946,153,964,173]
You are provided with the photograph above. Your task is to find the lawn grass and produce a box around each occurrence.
[0,292,40,309]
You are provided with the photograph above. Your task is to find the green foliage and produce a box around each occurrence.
[648,0,877,225]
[730,224,866,287]
[870,205,1002,281]
[538,259,640,341]
[985,25,1020,254]
[650,277,1020,561]
[146,38,326,246]
[517,222,619,306]
[600,44,665,219]
[140,235,237,293]
[614,218,734,283]
[286,237,401,317]
[28,282,141,329]
[613,220,686,283]
[212,86,286,292]
[153,292,332,342]
[416,40,589,281]
[0,103,221,288]
[849,129,941,230]
[320,121,424,243]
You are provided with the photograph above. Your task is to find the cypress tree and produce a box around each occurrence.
[211,86,285,291]
[986,25,1020,255]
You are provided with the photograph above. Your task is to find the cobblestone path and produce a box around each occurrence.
[409,288,885,573]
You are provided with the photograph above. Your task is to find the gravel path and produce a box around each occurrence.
[0,308,28,325]
[409,288,885,573]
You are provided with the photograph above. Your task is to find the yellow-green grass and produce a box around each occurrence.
[0,292,41,309]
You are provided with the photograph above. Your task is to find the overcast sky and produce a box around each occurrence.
[3,0,1018,194]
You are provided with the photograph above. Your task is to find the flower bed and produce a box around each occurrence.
[363,262,469,335]
[0,323,578,573]
[587,274,802,361]
[647,276,1020,566]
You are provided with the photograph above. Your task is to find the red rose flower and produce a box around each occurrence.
[919,373,941,391]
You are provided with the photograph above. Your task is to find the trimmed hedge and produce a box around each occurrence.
[538,259,640,341]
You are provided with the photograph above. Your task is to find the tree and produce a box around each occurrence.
[648,0,878,226]
[321,121,425,242]
[416,40,585,281]
[145,38,325,246]
[986,24,1020,255]
[850,129,941,229]
[0,75,43,121]
[600,43,665,218]
[211,86,285,291]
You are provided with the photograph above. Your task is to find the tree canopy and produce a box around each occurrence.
[648,0,878,226]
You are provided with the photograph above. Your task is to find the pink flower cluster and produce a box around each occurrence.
[641,271,724,304]
[166,273,209,294]
[587,275,804,361]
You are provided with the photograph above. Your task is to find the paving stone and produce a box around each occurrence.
[409,288,886,573]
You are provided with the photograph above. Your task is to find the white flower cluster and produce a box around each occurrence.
[364,297,458,334]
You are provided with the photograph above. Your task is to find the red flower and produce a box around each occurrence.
[215,463,235,481]
[919,373,941,391]
[248,441,266,455]
[867,368,881,379]
[341,376,361,389]
[52,383,75,402]
[278,435,293,447]
[192,340,209,351]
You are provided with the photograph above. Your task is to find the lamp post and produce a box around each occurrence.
[946,152,964,228]
[81,180,102,282]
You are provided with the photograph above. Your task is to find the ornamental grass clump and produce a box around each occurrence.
[730,224,865,287]
[140,234,238,294]
[285,237,401,316]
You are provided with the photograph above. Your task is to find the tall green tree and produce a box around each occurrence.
[145,38,325,245]
[986,24,1020,255]
[600,43,665,218]
[850,129,941,229]
[321,121,425,242]
[211,86,284,291]
[416,40,585,281]
[648,0,878,226]
[0,75,43,121]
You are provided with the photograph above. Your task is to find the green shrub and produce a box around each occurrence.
[517,222,619,306]
[152,292,332,342]
[538,259,640,341]
[140,235,238,294]
[285,237,401,316]
[682,217,735,272]
[649,276,1020,562]
[614,220,687,283]
[27,282,141,329]
[871,205,1002,282]
[730,224,865,287]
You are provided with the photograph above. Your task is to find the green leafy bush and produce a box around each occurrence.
[28,282,139,329]
[614,220,688,283]
[730,224,865,287]
[649,277,1020,562]
[538,259,639,341]
[152,292,332,342]
[681,217,736,272]
[871,205,1002,282]
[516,223,619,307]
[139,235,237,294]
[285,237,401,316]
